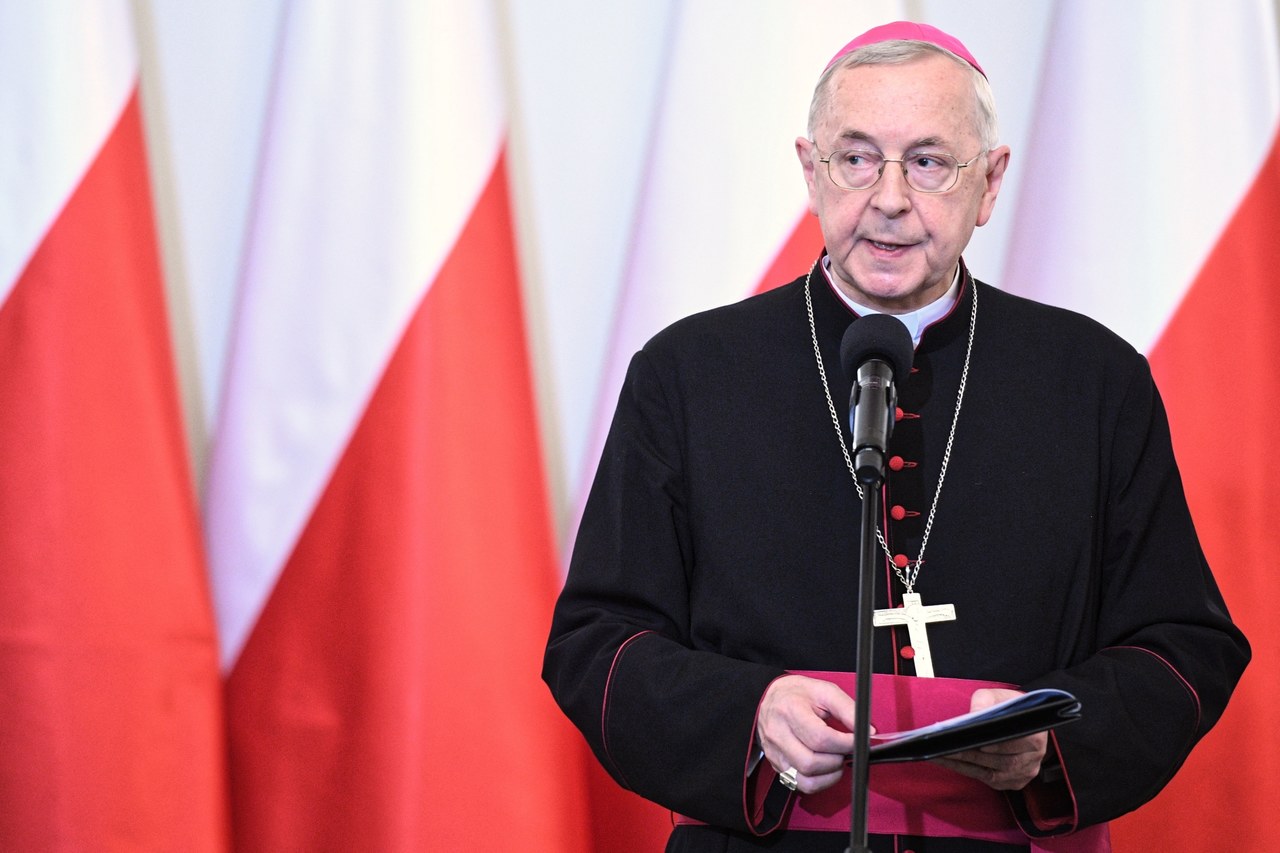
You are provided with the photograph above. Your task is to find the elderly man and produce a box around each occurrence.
[543,21,1248,852]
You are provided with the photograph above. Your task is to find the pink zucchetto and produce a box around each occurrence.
[825,21,986,78]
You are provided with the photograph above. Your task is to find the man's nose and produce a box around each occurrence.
[870,161,912,216]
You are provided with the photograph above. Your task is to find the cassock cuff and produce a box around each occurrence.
[1008,729,1082,837]
[742,674,796,835]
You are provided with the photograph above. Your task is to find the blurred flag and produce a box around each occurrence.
[0,2,229,849]
[1003,2,1280,846]
[203,2,591,850]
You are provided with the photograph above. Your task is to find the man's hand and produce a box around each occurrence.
[931,688,1047,790]
[756,674,864,795]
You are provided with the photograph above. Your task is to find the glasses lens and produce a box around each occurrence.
[903,152,959,192]
[829,149,882,190]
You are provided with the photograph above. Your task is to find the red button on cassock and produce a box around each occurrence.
[888,456,904,471]
[900,646,915,660]
[893,554,909,568]
[890,505,907,521]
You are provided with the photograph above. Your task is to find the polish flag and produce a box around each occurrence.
[0,3,229,849]
[1002,2,1280,845]
[202,2,591,849]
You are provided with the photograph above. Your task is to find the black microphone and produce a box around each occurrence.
[839,315,915,486]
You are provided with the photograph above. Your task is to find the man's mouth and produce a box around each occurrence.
[868,239,910,252]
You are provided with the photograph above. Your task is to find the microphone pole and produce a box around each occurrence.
[839,316,914,853]
[848,375,886,853]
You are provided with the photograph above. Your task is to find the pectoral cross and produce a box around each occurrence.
[872,592,956,678]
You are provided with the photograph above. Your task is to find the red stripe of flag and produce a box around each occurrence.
[1114,130,1280,848]
[753,215,825,295]
[0,91,229,850]
[224,151,591,852]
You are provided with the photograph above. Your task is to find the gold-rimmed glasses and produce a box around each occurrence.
[817,147,986,193]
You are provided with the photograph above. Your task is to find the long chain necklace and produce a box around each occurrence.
[803,263,977,595]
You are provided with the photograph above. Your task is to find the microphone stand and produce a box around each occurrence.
[846,449,884,853]
[839,325,912,852]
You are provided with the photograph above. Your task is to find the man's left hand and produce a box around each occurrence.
[930,688,1047,791]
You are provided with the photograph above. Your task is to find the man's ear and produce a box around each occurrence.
[976,145,1011,227]
[796,137,821,216]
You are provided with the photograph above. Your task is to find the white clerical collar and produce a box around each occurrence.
[821,258,962,347]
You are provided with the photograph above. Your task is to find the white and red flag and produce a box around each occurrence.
[0,2,229,849]
[203,2,590,849]
[1003,2,1280,845]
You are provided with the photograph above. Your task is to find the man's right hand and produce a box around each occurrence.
[755,674,864,795]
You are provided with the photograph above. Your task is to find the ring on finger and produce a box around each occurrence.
[778,766,799,791]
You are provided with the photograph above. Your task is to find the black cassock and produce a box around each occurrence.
[543,261,1249,852]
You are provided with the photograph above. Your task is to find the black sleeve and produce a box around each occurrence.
[1018,359,1250,832]
[542,350,789,833]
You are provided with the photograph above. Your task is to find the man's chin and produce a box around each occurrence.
[846,280,927,313]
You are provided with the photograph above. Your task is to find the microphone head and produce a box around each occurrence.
[839,314,915,383]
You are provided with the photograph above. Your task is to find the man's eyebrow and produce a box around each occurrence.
[835,129,874,144]
[831,130,952,150]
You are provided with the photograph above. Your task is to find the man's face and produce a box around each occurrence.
[796,53,1009,312]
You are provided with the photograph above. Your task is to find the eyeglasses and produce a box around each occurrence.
[817,147,986,193]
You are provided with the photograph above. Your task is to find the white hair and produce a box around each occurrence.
[807,40,1000,150]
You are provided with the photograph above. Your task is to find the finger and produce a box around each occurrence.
[969,687,1022,712]
[975,734,1043,756]
[777,762,848,796]
[759,725,859,785]
[759,709,835,767]
[763,727,851,791]
[789,747,851,779]
[757,676,858,757]
[942,747,1037,772]
[932,755,1035,790]
[790,710,857,756]
[798,764,847,795]
[932,749,1042,790]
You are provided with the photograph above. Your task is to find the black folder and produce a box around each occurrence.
[865,688,1081,764]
